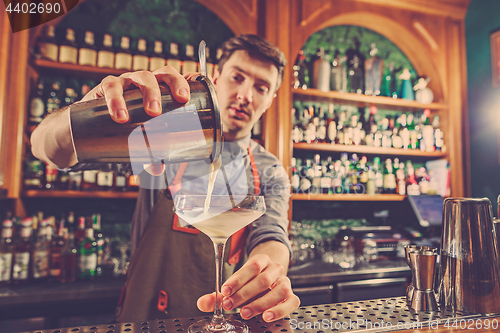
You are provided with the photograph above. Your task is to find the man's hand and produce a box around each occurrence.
[197,242,300,322]
[81,66,191,123]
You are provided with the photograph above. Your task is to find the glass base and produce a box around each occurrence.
[188,318,249,333]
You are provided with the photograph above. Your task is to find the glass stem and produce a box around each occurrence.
[211,241,227,327]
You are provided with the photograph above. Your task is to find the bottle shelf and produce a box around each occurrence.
[293,142,447,158]
[23,190,138,199]
[293,88,448,112]
[292,193,405,201]
[32,58,127,79]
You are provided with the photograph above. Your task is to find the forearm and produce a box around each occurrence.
[248,240,289,272]
[31,106,78,168]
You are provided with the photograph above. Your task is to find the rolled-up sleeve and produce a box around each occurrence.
[245,143,292,258]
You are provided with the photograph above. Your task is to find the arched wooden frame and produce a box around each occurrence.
[290,11,445,103]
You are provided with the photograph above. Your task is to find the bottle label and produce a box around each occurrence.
[39,42,58,62]
[97,171,113,187]
[33,250,49,278]
[133,55,149,71]
[115,53,132,70]
[0,253,13,282]
[59,45,78,64]
[79,253,97,272]
[49,252,61,277]
[97,51,114,68]
[383,174,397,190]
[166,59,182,73]
[150,57,165,72]
[83,170,97,184]
[115,175,127,188]
[182,60,197,74]
[13,252,30,280]
[79,48,97,67]
[29,97,45,120]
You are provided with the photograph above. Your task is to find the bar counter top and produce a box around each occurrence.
[17,297,500,333]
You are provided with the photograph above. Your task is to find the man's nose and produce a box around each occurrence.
[236,82,253,104]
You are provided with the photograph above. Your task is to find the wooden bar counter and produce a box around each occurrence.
[17,297,500,333]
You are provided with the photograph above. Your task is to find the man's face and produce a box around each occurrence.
[212,50,279,141]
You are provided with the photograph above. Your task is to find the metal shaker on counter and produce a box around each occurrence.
[69,76,223,167]
[437,197,500,315]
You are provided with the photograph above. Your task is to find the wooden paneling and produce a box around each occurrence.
[194,0,258,35]
[0,11,11,189]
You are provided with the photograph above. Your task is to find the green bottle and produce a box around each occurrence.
[78,228,97,280]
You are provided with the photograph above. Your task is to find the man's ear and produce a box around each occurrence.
[212,67,220,85]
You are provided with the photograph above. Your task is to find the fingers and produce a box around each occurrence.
[240,276,300,322]
[197,292,223,313]
[119,71,162,118]
[221,255,283,310]
[153,66,190,104]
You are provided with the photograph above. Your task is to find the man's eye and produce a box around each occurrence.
[257,86,269,94]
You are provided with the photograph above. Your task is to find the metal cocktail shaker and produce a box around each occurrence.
[69,76,222,166]
[438,197,500,314]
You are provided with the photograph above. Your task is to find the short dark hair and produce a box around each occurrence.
[217,34,287,92]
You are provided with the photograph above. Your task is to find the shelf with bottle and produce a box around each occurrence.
[291,193,405,201]
[293,142,446,158]
[292,88,447,112]
[22,190,138,199]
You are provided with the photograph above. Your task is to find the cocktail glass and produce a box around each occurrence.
[174,194,266,333]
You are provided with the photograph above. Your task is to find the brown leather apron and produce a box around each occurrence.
[115,147,260,322]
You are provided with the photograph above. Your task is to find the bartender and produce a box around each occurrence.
[31,34,300,323]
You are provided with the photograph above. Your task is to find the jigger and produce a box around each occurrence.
[410,250,439,313]
[404,245,438,306]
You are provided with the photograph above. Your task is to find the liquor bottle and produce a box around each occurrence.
[405,161,420,195]
[63,78,80,106]
[78,228,97,280]
[364,43,384,96]
[348,55,364,94]
[364,106,377,147]
[12,219,33,284]
[336,110,347,145]
[421,109,435,152]
[380,117,392,148]
[391,117,403,149]
[114,164,128,192]
[311,154,322,194]
[311,48,330,92]
[115,36,133,71]
[23,156,44,190]
[68,171,82,191]
[433,115,444,152]
[396,162,406,195]
[97,34,115,69]
[348,153,360,193]
[326,103,337,144]
[78,31,97,67]
[149,40,166,71]
[74,216,86,247]
[45,78,62,115]
[59,28,78,64]
[345,37,365,74]
[92,214,104,278]
[182,44,198,74]
[59,229,77,283]
[291,108,303,144]
[31,223,49,281]
[132,38,149,71]
[380,61,400,98]
[81,169,98,191]
[398,113,411,150]
[315,107,327,143]
[330,49,347,92]
[350,112,361,146]
[358,155,369,192]
[66,212,75,234]
[166,42,182,74]
[298,159,313,194]
[45,162,58,190]
[290,158,300,193]
[399,68,414,100]
[407,113,418,150]
[382,158,397,194]
[27,79,45,133]
[97,164,114,191]
[331,160,343,194]
[49,219,65,281]
[293,50,309,90]
[36,25,58,62]
[127,170,139,191]
[58,170,70,190]
[320,157,333,194]
[0,219,14,285]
